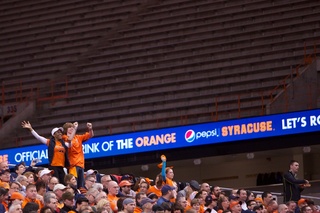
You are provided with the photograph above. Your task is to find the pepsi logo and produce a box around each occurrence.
[185,129,195,143]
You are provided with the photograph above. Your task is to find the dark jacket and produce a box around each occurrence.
[48,137,70,168]
[283,170,306,202]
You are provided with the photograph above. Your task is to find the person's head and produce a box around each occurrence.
[161,185,175,199]
[230,201,242,213]
[96,191,107,203]
[8,203,23,213]
[301,206,313,213]
[136,192,147,206]
[155,174,163,188]
[62,191,75,208]
[246,200,257,210]
[39,169,54,184]
[0,169,11,182]
[177,196,188,208]
[191,198,200,211]
[101,175,112,189]
[76,196,89,211]
[23,171,35,184]
[9,182,21,194]
[64,174,77,188]
[123,198,136,213]
[0,186,9,202]
[253,205,263,213]
[53,183,67,200]
[92,183,103,192]
[205,195,218,208]
[0,161,9,170]
[85,175,96,189]
[119,180,133,195]
[97,199,111,212]
[139,181,149,194]
[107,181,119,196]
[289,160,300,174]
[261,192,273,205]
[172,203,184,213]
[278,204,289,213]
[26,184,37,200]
[195,190,207,205]
[237,189,247,202]
[51,127,63,140]
[16,175,28,187]
[212,186,222,197]
[161,202,172,213]
[35,180,46,196]
[286,201,297,212]
[298,199,308,208]
[63,122,75,135]
[43,191,58,211]
[266,200,278,213]
[48,177,59,191]
[200,183,211,193]
[218,194,230,210]
[86,188,99,205]
[22,202,39,213]
[40,206,54,213]
[140,197,156,213]
[165,168,174,180]
[247,191,255,201]
[15,162,26,175]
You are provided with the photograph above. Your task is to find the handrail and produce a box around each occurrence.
[267,41,318,106]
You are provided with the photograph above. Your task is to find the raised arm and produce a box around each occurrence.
[87,122,94,138]
[21,121,47,145]
[161,155,167,183]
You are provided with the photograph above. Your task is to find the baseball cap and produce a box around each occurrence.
[229,194,240,201]
[86,169,98,176]
[40,169,54,177]
[0,182,9,190]
[298,198,307,206]
[119,180,133,187]
[140,198,156,207]
[123,198,135,205]
[230,201,242,209]
[205,195,213,206]
[53,183,67,191]
[10,192,25,201]
[51,127,63,136]
[189,180,200,191]
[161,184,175,194]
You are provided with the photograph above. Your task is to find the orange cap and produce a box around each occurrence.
[10,192,25,200]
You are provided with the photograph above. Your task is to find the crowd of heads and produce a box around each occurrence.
[0,159,318,213]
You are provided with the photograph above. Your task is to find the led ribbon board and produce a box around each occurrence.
[1,109,320,165]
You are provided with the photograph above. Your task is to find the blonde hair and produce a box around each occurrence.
[63,122,74,133]
[97,199,110,210]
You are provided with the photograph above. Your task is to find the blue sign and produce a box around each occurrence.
[1,109,320,166]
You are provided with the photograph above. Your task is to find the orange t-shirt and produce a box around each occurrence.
[46,139,66,167]
[147,186,162,197]
[134,207,142,213]
[63,133,90,168]
[22,197,43,209]
[107,194,119,213]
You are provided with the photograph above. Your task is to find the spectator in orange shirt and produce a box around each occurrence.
[62,122,94,188]
[21,121,71,184]
[22,184,44,209]
[107,181,120,213]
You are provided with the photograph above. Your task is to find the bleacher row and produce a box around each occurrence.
[0,0,320,147]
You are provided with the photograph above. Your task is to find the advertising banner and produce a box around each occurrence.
[1,109,320,166]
